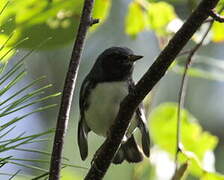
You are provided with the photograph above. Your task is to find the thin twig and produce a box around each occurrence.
[173,5,224,177]
[85,0,220,179]
[209,9,224,22]
[48,1,98,180]
[172,163,188,180]
[174,21,213,175]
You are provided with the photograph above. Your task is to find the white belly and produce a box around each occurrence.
[85,81,137,138]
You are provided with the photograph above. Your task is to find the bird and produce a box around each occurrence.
[78,46,150,164]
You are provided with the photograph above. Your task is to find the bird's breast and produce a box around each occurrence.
[85,81,136,137]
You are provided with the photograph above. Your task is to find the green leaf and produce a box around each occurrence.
[1,0,111,49]
[147,1,177,35]
[125,0,177,37]
[149,103,222,178]
[149,103,218,170]
[179,150,205,176]
[201,172,224,180]
[90,0,111,32]
[1,0,80,49]
[216,0,224,12]
[211,14,224,43]
[125,1,149,36]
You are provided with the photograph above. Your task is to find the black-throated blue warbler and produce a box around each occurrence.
[78,47,150,164]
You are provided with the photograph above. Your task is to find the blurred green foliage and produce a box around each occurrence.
[212,13,224,42]
[1,0,224,179]
[61,170,82,180]
[149,103,224,179]
[150,103,218,157]
[0,34,15,63]
[125,0,224,43]
[0,53,60,178]
[125,1,177,36]
[171,55,224,82]
[0,0,223,59]
[0,0,111,50]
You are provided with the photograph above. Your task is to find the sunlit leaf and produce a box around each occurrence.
[201,172,224,180]
[149,103,218,160]
[15,0,48,24]
[147,1,177,35]
[90,0,111,32]
[149,103,221,177]
[216,0,224,12]
[0,0,111,49]
[125,1,149,36]
[125,0,177,37]
[211,18,224,43]
[179,150,205,176]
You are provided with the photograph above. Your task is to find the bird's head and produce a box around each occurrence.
[92,47,143,81]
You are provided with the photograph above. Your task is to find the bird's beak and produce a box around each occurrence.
[129,54,143,62]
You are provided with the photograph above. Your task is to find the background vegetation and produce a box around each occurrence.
[0,0,224,179]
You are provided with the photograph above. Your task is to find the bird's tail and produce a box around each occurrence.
[112,135,143,164]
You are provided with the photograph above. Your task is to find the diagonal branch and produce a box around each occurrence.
[48,1,98,180]
[85,0,220,179]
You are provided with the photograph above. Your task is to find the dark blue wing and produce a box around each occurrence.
[78,77,96,160]
[127,78,150,157]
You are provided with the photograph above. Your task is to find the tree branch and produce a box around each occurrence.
[49,1,98,180]
[85,0,220,179]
